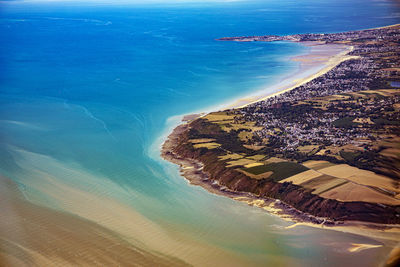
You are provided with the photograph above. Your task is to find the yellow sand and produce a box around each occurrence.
[347,243,383,253]
[229,44,357,108]
[285,221,400,246]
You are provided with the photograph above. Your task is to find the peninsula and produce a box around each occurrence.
[162,25,400,226]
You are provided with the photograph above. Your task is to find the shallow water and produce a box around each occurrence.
[1,0,399,266]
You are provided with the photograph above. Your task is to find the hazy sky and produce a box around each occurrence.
[10,0,243,2]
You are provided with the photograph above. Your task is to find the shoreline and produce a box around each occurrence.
[161,122,400,244]
[225,42,355,109]
[179,41,355,116]
[160,26,400,242]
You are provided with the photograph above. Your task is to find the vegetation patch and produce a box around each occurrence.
[189,138,216,144]
[279,169,322,185]
[243,162,309,181]
[319,182,400,205]
[204,112,235,122]
[264,157,286,164]
[340,150,361,163]
[193,142,221,149]
[218,153,243,161]
[238,131,253,142]
[220,122,263,133]
[372,118,400,126]
[238,169,273,180]
[333,116,358,128]
[303,160,336,171]
[226,158,256,168]
[244,162,264,168]
[298,145,319,154]
[352,117,374,124]
[243,144,265,150]
[246,154,266,161]
[300,175,348,195]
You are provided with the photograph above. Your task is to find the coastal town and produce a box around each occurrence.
[229,24,400,179]
[163,24,400,225]
[218,24,400,44]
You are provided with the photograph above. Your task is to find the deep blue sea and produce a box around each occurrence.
[1,0,399,265]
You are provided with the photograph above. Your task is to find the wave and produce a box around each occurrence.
[43,17,112,26]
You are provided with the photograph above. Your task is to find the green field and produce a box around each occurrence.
[333,117,358,128]
[243,162,309,181]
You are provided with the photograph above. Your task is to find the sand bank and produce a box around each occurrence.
[0,175,188,267]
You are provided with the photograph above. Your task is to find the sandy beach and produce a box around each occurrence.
[225,42,356,109]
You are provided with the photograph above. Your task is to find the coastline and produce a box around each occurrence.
[160,28,400,243]
[224,42,355,109]
[161,121,400,245]
[160,41,347,198]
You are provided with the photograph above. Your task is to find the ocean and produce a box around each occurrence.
[1,0,399,265]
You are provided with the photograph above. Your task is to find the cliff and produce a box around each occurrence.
[163,119,400,225]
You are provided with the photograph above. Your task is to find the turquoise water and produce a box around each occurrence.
[1,0,399,265]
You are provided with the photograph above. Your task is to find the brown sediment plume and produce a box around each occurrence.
[2,145,265,267]
[0,175,189,267]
